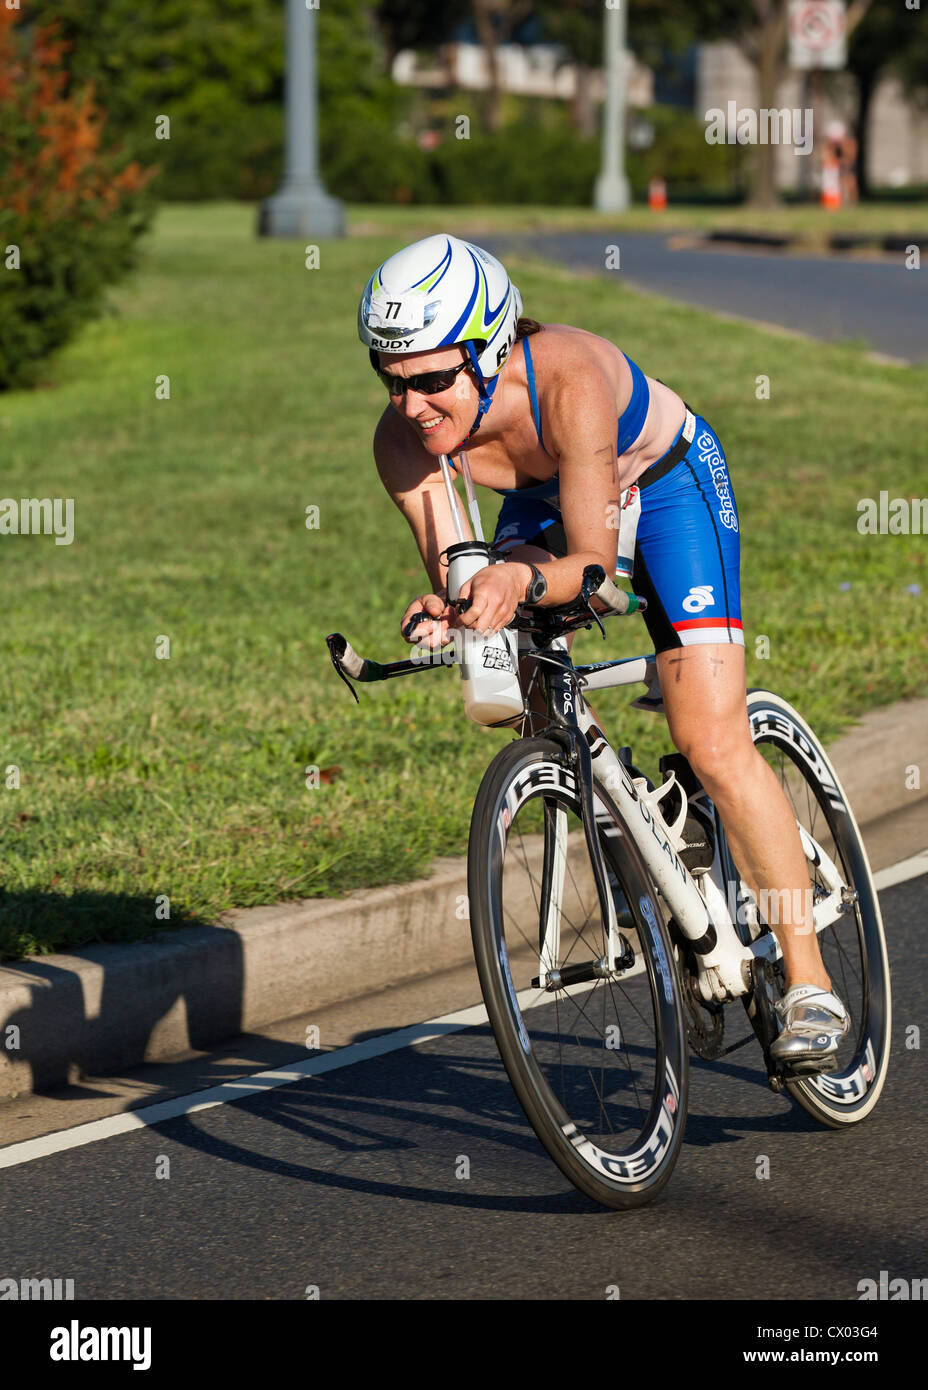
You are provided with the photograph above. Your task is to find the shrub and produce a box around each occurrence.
[421,122,598,205]
[322,120,433,205]
[626,104,749,200]
[0,10,158,391]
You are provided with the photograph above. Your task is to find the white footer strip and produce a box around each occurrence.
[1,849,925,1171]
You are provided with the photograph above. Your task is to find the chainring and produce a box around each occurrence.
[674,944,726,1060]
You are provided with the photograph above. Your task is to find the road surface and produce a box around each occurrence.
[479,232,928,364]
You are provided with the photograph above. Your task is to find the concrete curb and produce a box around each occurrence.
[1,697,926,1101]
[705,229,928,255]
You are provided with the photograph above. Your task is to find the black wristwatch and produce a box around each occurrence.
[522,561,548,605]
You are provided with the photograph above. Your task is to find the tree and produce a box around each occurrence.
[0,8,156,389]
[531,0,746,139]
[20,0,406,200]
[530,1,603,139]
[20,0,284,145]
[470,1,535,133]
[374,0,456,66]
[533,1,886,206]
[622,0,871,208]
[730,0,873,208]
[21,0,284,196]
[846,1,928,196]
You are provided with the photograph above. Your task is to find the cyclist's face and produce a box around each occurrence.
[378,346,477,450]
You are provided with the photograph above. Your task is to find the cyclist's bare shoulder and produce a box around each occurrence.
[373,404,443,497]
[522,324,626,441]
[523,322,632,397]
[525,321,618,367]
[529,323,684,461]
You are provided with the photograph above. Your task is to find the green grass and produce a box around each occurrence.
[350,200,928,251]
[0,200,925,960]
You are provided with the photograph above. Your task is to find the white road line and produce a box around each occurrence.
[873,850,928,891]
[1,850,925,1171]
[0,1002,489,1171]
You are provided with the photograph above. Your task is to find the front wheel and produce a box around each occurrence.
[740,691,892,1126]
[467,736,689,1209]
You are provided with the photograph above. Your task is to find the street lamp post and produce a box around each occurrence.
[259,0,344,239]
[594,0,631,213]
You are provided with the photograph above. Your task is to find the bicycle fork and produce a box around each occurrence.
[535,720,636,991]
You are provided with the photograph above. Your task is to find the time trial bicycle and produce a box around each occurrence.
[326,565,891,1209]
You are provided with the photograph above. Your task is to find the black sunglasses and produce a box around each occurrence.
[377,360,471,397]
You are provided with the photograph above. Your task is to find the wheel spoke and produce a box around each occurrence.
[469,739,687,1204]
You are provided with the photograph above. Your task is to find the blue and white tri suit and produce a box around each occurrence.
[448,335,743,653]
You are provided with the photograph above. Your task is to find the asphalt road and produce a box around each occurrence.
[479,232,928,364]
[0,871,924,1303]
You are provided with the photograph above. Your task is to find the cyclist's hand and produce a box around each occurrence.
[456,564,526,636]
[400,593,454,649]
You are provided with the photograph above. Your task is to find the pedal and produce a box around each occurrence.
[748,956,842,1085]
[780,1055,839,1077]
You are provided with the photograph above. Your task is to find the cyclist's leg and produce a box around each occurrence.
[659,645,833,990]
[633,418,835,998]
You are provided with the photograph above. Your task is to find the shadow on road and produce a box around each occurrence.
[134,1023,825,1216]
[0,891,241,1100]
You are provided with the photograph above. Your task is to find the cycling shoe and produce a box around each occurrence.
[769,984,849,1074]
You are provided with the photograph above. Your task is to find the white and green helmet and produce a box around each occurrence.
[358,234,523,407]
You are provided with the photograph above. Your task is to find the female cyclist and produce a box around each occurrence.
[358,233,848,1071]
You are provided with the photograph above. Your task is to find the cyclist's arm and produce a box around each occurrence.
[373,408,472,597]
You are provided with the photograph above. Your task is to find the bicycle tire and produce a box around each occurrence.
[740,690,892,1125]
[467,735,689,1209]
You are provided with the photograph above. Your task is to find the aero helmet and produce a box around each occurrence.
[358,234,523,440]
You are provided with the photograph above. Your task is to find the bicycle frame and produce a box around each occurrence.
[325,599,854,1007]
[525,633,854,1006]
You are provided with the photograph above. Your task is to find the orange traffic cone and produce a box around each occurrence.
[648,177,667,212]
[821,155,842,210]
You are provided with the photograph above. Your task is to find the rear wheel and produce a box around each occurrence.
[737,691,891,1125]
[467,736,689,1209]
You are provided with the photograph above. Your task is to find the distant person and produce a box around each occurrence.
[356,233,851,1071]
[825,120,858,206]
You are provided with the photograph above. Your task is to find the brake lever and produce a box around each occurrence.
[326,633,360,704]
[401,611,431,640]
[579,564,607,603]
[402,597,472,642]
[526,565,608,626]
[580,565,607,638]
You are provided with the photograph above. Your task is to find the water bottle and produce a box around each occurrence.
[445,541,524,726]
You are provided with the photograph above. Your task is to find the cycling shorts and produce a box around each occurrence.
[490,412,743,653]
